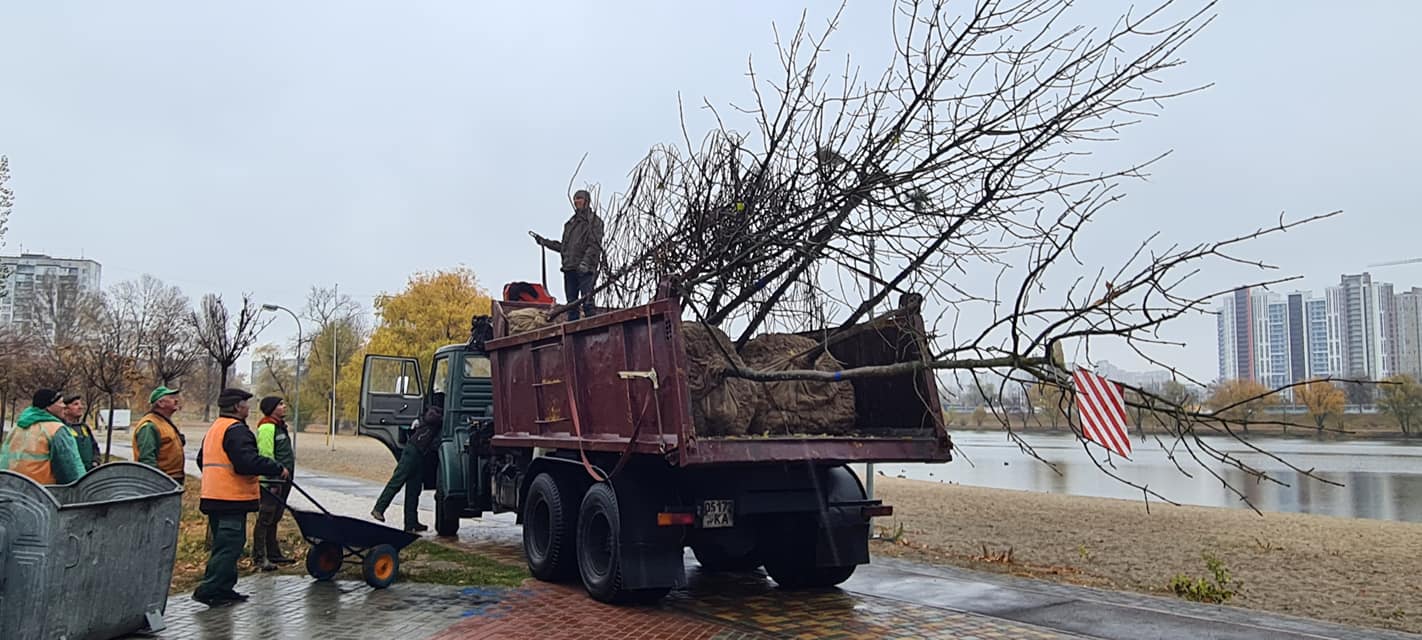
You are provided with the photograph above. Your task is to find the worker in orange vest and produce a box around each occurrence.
[132,386,187,484]
[0,389,87,485]
[192,388,287,607]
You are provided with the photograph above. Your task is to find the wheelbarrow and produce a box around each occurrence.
[283,481,419,589]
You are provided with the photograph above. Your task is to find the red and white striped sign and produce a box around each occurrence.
[1072,369,1132,458]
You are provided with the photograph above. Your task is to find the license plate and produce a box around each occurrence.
[701,499,734,528]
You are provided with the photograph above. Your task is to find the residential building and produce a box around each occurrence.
[1395,288,1422,380]
[1330,273,1391,380]
[0,253,103,334]
[1304,295,1331,379]
[1217,287,1258,382]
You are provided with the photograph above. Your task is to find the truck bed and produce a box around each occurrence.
[484,297,951,466]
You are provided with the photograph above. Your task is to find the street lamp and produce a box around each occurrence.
[261,303,302,455]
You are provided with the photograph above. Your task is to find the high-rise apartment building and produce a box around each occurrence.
[1219,273,1414,388]
[0,253,103,334]
[1394,288,1422,381]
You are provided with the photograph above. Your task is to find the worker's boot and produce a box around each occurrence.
[266,527,294,565]
[249,522,268,565]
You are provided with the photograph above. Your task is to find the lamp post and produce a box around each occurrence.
[261,303,302,456]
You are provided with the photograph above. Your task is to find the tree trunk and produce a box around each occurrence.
[219,362,230,391]
[104,395,116,461]
[0,389,7,441]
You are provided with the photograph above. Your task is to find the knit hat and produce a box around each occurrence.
[63,393,83,404]
[260,396,283,417]
[217,388,253,410]
[33,389,63,408]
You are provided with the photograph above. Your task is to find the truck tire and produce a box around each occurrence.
[435,494,460,538]
[523,473,577,581]
[576,483,670,604]
[691,544,761,573]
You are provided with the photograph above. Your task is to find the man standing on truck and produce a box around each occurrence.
[132,386,187,484]
[531,188,604,320]
[371,401,443,533]
[193,388,287,607]
[0,389,87,485]
[250,396,296,571]
[62,394,100,470]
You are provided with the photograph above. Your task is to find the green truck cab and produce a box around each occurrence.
[358,325,497,537]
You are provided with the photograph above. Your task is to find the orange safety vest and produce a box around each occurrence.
[199,417,260,502]
[132,412,186,482]
[3,420,66,485]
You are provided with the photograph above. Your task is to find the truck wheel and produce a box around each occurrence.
[765,562,857,589]
[692,544,761,573]
[576,483,670,604]
[435,495,460,538]
[523,473,577,581]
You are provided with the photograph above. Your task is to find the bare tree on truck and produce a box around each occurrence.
[587,0,1344,507]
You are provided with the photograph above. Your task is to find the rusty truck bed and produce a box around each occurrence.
[484,297,951,466]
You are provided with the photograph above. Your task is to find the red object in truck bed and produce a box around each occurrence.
[484,297,952,466]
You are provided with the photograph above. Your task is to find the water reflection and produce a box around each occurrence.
[879,433,1422,523]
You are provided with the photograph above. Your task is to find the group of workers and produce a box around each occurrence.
[0,193,605,608]
[0,384,297,608]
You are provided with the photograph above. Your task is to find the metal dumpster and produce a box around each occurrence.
[0,462,183,640]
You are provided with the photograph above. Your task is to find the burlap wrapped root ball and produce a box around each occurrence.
[681,322,764,437]
[506,308,552,334]
[738,333,857,435]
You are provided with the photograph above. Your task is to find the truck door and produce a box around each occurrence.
[360,355,425,459]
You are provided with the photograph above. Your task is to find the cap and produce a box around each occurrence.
[149,386,181,404]
[217,388,254,409]
[33,389,63,408]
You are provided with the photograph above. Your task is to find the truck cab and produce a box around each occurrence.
[359,337,498,536]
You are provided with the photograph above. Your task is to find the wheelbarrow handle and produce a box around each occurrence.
[272,479,333,517]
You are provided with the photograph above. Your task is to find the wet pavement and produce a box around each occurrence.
[111,442,1420,639]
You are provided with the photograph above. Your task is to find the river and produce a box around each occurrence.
[875,432,1422,523]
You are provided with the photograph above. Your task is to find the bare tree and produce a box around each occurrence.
[252,343,295,397]
[71,291,141,459]
[25,273,100,392]
[0,155,13,302]
[112,275,200,386]
[580,0,1345,510]
[0,326,39,438]
[189,293,268,393]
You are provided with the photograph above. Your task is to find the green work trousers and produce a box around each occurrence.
[195,513,247,599]
[374,446,423,530]
[251,483,290,561]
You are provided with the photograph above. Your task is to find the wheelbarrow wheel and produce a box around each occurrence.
[306,541,342,581]
[362,544,400,589]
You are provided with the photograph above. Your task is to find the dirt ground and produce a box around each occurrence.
[872,477,1422,634]
[164,421,1422,634]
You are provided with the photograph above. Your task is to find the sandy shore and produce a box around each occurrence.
[161,423,1422,634]
[873,476,1422,634]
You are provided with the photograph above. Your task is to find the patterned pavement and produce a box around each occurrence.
[122,564,1079,639]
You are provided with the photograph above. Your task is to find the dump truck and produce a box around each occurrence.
[359,286,951,604]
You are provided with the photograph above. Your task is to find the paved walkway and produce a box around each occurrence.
[110,442,1419,639]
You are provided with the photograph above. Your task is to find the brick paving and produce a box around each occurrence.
[120,576,508,640]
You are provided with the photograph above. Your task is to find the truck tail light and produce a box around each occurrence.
[657,512,695,527]
[861,505,893,518]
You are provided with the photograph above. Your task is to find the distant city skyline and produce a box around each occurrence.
[1216,271,1422,390]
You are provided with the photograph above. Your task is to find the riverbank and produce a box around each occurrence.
[945,414,1419,440]
[871,476,1422,634]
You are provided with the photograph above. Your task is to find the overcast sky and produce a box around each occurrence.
[2,1,1418,381]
